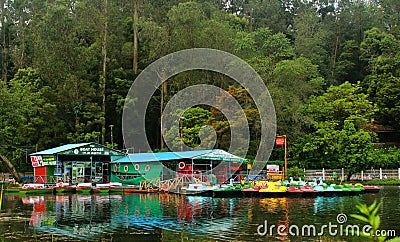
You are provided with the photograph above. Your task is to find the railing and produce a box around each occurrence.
[304,168,400,181]
[159,175,204,192]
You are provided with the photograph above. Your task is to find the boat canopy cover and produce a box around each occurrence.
[113,149,247,163]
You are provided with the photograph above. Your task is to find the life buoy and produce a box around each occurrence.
[178,162,185,170]
[145,165,151,172]
[113,165,118,172]
[124,165,129,172]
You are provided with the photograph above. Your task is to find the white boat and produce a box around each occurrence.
[179,183,217,196]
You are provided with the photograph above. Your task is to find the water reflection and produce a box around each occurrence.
[1,187,399,241]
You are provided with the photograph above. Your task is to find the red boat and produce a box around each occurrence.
[362,185,380,193]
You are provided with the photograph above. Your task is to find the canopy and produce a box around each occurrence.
[113,149,247,163]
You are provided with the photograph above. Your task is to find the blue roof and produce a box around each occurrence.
[31,143,91,155]
[114,149,247,163]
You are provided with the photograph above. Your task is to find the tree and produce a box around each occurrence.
[337,121,374,180]
[360,28,400,128]
[295,82,375,179]
[271,56,324,141]
[163,107,211,151]
[304,82,374,129]
[0,68,58,172]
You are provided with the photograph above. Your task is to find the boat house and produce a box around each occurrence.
[110,149,248,185]
[29,144,247,185]
[29,142,125,184]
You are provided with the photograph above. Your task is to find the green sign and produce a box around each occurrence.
[59,143,123,156]
[42,155,57,166]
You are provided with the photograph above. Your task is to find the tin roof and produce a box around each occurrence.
[31,142,125,156]
[31,143,91,155]
[114,149,247,163]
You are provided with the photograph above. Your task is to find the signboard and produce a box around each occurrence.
[275,136,286,146]
[31,156,43,167]
[31,155,56,167]
[247,163,252,170]
[42,156,57,166]
[267,165,279,174]
[59,143,122,156]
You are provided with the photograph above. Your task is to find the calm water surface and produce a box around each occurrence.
[0,186,399,241]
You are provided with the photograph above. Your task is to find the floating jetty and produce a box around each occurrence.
[2,179,381,198]
[210,181,380,198]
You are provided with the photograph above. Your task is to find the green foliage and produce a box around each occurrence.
[370,147,400,168]
[337,121,374,177]
[305,82,374,129]
[0,0,399,172]
[296,82,376,177]
[350,201,386,242]
[287,167,305,179]
[163,107,211,150]
[362,179,400,186]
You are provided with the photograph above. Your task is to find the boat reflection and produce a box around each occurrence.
[21,193,371,241]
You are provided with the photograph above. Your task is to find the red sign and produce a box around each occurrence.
[30,156,43,167]
[275,137,286,146]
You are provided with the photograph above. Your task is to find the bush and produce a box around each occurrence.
[362,179,400,185]
[287,166,305,179]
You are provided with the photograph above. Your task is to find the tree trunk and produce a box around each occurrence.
[100,0,108,145]
[160,68,167,149]
[1,0,7,85]
[0,154,20,182]
[133,0,138,75]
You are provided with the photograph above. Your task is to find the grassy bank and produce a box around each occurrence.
[359,179,400,185]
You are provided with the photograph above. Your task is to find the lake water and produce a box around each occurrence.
[1,186,399,241]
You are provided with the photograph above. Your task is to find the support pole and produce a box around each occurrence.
[284,135,288,180]
[341,168,344,181]
[191,159,194,183]
[90,156,93,183]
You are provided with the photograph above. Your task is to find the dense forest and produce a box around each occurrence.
[0,0,399,176]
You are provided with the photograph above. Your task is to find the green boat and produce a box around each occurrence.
[92,184,110,194]
[5,186,21,193]
[55,182,75,193]
[76,183,92,194]
[108,182,123,194]
[19,184,54,195]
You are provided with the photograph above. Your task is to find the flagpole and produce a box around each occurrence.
[284,135,287,180]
